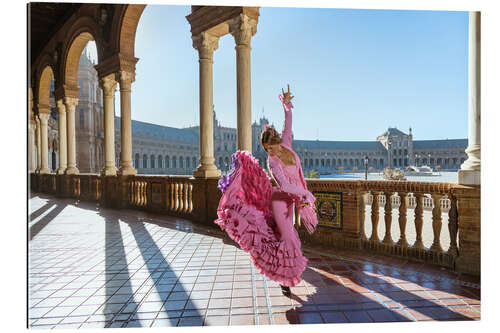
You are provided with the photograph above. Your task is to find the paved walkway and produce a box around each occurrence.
[28,193,480,328]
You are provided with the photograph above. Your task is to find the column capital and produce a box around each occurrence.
[228,13,257,46]
[56,99,66,114]
[64,97,79,110]
[192,32,219,59]
[99,73,118,97]
[118,70,135,91]
[37,112,50,122]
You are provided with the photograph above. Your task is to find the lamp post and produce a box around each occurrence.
[364,155,368,180]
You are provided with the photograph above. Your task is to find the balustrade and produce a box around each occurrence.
[29,173,471,272]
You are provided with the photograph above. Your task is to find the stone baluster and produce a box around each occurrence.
[447,195,459,257]
[382,192,394,244]
[369,191,380,242]
[396,192,409,247]
[430,193,444,252]
[413,193,425,249]
[359,192,366,240]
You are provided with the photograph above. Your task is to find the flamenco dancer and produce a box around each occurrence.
[216,85,318,296]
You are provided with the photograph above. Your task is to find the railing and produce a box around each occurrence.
[359,181,458,268]
[29,173,479,274]
[128,175,196,219]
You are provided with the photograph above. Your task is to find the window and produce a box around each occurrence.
[173,156,177,168]
[158,155,163,168]
[150,155,155,169]
[79,110,84,128]
[186,157,190,168]
[192,157,196,168]
[135,153,139,168]
[143,154,147,168]
[180,157,184,168]
[166,156,170,168]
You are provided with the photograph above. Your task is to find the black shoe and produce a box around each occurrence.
[280,285,291,297]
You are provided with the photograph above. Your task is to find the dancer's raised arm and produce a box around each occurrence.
[279,84,294,147]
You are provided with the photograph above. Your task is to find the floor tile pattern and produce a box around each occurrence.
[28,194,480,328]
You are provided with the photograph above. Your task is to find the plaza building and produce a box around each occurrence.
[45,49,104,173]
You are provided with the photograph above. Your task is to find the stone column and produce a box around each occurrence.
[458,11,481,185]
[28,88,36,172]
[56,99,67,174]
[64,97,79,174]
[229,14,257,152]
[28,119,36,172]
[99,73,118,176]
[37,107,51,174]
[118,71,137,176]
[35,116,41,172]
[192,32,221,178]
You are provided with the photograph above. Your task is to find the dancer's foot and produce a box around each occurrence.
[280,285,291,297]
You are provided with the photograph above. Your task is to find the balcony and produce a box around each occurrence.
[29,172,480,327]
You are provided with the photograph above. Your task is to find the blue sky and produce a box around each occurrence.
[89,5,469,141]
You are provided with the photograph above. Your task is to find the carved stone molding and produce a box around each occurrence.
[99,73,118,97]
[64,97,79,111]
[118,70,135,91]
[192,32,220,60]
[228,13,257,46]
[56,99,66,114]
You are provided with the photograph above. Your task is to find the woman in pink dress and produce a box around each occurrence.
[215,85,317,296]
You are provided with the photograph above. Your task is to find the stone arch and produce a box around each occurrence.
[114,5,146,58]
[63,31,98,90]
[37,65,55,110]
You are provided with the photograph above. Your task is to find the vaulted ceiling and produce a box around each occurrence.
[29,2,81,66]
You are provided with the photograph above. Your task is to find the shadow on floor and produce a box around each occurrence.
[285,257,473,324]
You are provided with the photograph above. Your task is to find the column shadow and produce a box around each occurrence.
[284,254,474,324]
[29,201,56,222]
[28,199,67,240]
[99,211,142,328]
[118,213,204,327]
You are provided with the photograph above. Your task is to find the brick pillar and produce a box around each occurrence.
[453,185,480,275]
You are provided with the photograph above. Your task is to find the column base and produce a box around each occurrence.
[39,168,51,174]
[101,167,118,176]
[57,168,67,175]
[118,167,137,176]
[65,167,80,175]
[458,169,480,185]
[193,166,221,179]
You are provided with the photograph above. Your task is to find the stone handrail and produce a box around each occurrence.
[297,179,479,273]
[29,173,479,275]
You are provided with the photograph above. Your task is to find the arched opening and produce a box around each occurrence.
[135,153,140,168]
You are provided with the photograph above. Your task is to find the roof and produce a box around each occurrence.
[413,139,468,149]
[115,117,199,143]
[292,140,387,151]
[379,127,408,137]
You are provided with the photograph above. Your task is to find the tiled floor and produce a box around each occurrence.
[28,193,480,328]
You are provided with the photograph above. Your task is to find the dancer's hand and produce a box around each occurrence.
[281,84,294,104]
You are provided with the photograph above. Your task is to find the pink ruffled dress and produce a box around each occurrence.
[215,96,317,287]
